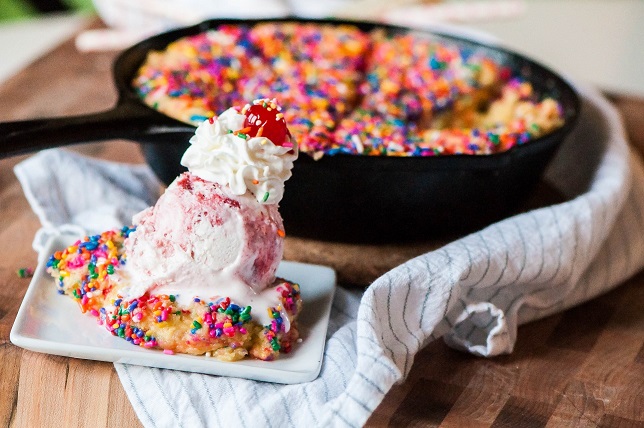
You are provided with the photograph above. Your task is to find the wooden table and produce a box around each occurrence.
[1,24,643,428]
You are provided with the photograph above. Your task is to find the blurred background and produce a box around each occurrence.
[0,0,92,21]
[0,0,643,96]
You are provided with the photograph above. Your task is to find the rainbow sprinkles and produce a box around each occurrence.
[134,22,565,159]
[47,228,302,361]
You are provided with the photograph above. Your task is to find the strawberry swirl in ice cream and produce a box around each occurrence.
[47,98,303,361]
[122,174,285,308]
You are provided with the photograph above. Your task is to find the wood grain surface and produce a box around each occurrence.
[0,20,643,427]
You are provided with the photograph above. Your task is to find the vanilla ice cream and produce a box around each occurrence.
[122,98,297,321]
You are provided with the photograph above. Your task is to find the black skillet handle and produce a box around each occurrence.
[0,101,195,158]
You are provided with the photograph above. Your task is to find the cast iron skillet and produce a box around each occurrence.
[0,17,580,243]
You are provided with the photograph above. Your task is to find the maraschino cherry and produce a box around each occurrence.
[243,98,292,147]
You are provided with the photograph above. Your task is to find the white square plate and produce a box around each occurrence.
[10,234,336,384]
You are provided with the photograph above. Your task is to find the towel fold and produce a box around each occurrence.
[15,85,644,427]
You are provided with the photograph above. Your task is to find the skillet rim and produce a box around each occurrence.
[112,16,581,173]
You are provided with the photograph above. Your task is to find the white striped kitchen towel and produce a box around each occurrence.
[15,84,644,427]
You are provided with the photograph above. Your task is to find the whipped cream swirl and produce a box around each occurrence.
[180,108,297,204]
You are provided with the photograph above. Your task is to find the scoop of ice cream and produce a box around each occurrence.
[123,172,285,298]
[180,98,297,205]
